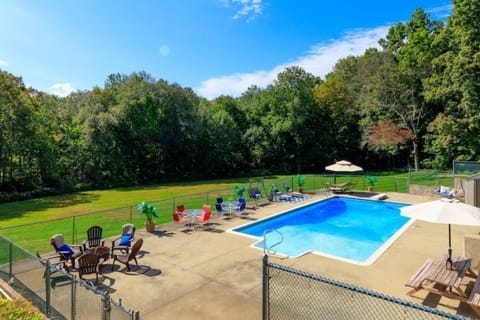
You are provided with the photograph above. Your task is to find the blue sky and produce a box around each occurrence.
[0,0,452,100]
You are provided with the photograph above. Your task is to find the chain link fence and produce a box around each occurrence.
[1,173,446,319]
[0,234,139,319]
[262,255,468,320]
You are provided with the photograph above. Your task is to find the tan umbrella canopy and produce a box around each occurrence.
[325,160,363,183]
[401,198,480,268]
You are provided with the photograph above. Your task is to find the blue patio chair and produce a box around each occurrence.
[234,197,247,216]
[215,202,229,218]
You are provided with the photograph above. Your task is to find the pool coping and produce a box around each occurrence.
[228,195,416,265]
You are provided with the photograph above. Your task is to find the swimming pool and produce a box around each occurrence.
[231,196,412,265]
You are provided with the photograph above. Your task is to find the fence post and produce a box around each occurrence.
[262,254,270,320]
[8,242,13,279]
[206,192,209,205]
[45,261,51,318]
[102,293,111,320]
[71,275,76,320]
[129,205,133,223]
[72,216,76,244]
[133,310,140,320]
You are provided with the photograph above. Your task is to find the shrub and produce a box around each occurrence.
[0,297,43,320]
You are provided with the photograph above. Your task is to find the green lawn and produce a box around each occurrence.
[0,171,449,255]
[0,178,253,228]
[0,171,450,228]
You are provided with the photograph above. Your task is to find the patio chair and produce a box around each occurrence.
[283,183,293,193]
[176,204,186,214]
[77,252,100,283]
[195,206,212,229]
[234,197,247,216]
[111,223,136,255]
[249,188,264,209]
[50,234,83,271]
[283,182,305,198]
[111,238,143,271]
[173,212,189,225]
[82,225,105,250]
[271,184,283,201]
[202,204,211,214]
[215,201,228,218]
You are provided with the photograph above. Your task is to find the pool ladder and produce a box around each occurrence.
[263,228,283,255]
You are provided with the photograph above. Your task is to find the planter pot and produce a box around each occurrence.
[145,220,155,232]
[368,186,374,192]
[268,194,274,202]
[298,188,304,193]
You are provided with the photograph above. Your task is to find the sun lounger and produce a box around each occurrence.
[328,181,355,193]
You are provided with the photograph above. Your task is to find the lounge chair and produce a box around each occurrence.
[282,182,305,198]
[434,185,453,198]
[328,181,355,193]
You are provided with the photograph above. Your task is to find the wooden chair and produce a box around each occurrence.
[111,238,143,271]
[77,252,100,283]
[83,225,105,250]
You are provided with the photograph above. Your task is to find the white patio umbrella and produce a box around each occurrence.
[400,198,480,267]
[325,160,363,183]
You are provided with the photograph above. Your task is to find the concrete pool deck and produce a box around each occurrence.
[5,192,480,319]
[96,192,480,319]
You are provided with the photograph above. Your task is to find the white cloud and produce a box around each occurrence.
[0,59,8,67]
[426,4,453,20]
[159,45,171,57]
[48,83,76,97]
[197,25,390,100]
[226,0,263,21]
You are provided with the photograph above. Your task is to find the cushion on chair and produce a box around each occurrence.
[119,234,133,246]
[58,244,74,257]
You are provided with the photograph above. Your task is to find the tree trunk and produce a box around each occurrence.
[412,140,420,170]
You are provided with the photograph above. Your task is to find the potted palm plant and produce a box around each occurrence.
[234,185,245,200]
[366,176,377,192]
[138,201,158,232]
[297,175,305,193]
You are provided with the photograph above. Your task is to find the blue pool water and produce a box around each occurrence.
[232,196,411,264]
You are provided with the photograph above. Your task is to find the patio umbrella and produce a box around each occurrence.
[400,198,480,268]
[325,160,363,184]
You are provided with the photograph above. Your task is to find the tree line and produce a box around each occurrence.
[1,0,479,202]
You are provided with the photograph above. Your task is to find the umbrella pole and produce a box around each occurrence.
[447,224,453,270]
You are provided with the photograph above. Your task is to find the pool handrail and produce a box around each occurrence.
[263,228,283,255]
